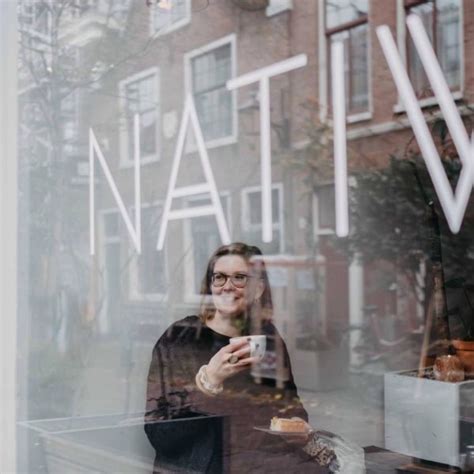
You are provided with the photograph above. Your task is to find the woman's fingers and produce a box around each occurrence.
[231,345,251,359]
[234,355,258,367]
[227,338,249,351]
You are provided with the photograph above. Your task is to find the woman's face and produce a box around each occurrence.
[211,255,257,317]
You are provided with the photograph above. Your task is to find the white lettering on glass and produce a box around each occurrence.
[226,54,307,242]
[89,114,141,255]
[377,15,474,233]
[331,41,349,237]
[156,95,231,250]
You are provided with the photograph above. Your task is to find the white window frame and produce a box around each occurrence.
[118,67,160,168]
[0,1,18,470]
[184,33,238,150]
[183,192,232,302]
[128,201,169,302]
[149,0,191,37]
[394,0,464,113]
[241,183,285,254]
[312,185,335,237]
[318,0,373,124]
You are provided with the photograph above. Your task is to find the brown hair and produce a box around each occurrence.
[199,242,273,328]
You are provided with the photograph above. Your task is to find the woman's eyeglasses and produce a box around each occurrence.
[211,272,250,288]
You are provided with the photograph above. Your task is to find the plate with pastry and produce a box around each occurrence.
[254,416,314,436]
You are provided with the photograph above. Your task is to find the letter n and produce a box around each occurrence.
[89,115,141,255]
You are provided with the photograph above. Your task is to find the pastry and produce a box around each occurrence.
[270,416,309,433]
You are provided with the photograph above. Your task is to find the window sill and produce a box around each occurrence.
[325,110,372,126]
[119,155,160,169]
[347,111,372,124]
[393,90,463,114]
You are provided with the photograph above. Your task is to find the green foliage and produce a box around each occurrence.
[344,153,474,281]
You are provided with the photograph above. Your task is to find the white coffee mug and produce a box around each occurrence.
[230,335,266,360]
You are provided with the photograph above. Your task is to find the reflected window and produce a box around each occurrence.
[242,185,283,255]
[313,184,335,235]
[19,0,51,38]
[130,205,167,299]
[185,195,231,295]
[119,68,160,165]
[100,210,122,333]
[151,0,190,35]
[405,0,461,99]
[188,37,235,143]
[60,88,79,156]
[325,0,369,116]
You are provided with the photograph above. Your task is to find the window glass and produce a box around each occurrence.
[406,0,461,98]
[326,0,368,30]
[330,23,369,113]
[325,0,369,115]
[9,1,474,473]
[191,43,233,141]
[316,185,336,231]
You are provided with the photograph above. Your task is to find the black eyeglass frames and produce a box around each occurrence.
[211,272,251,288]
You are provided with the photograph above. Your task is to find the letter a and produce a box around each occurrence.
[157,95,231,250]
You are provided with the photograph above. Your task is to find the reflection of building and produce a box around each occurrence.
[19,0,474,356]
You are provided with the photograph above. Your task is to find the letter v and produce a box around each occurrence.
[377,16,474,234]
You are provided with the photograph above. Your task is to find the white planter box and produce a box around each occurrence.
[384,370,474,467]
[21,413,156,474]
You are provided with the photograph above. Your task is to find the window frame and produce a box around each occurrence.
[241,183,285,255]
[184,33,238,150]
[394,0,464,112]
[118,67,160,168]
[318,0,372,124]
[127,201,169,302]
[149,0,191,37]
[0,1,18,469]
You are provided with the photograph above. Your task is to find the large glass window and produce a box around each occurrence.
[325,0,369,115]
[405,0,461,98]
[9,1,474,473]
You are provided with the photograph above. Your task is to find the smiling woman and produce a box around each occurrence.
[144,243,325,473]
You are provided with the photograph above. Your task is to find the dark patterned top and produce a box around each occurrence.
[144,315,328,473]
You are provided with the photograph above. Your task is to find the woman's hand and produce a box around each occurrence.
[206,339,257,386]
